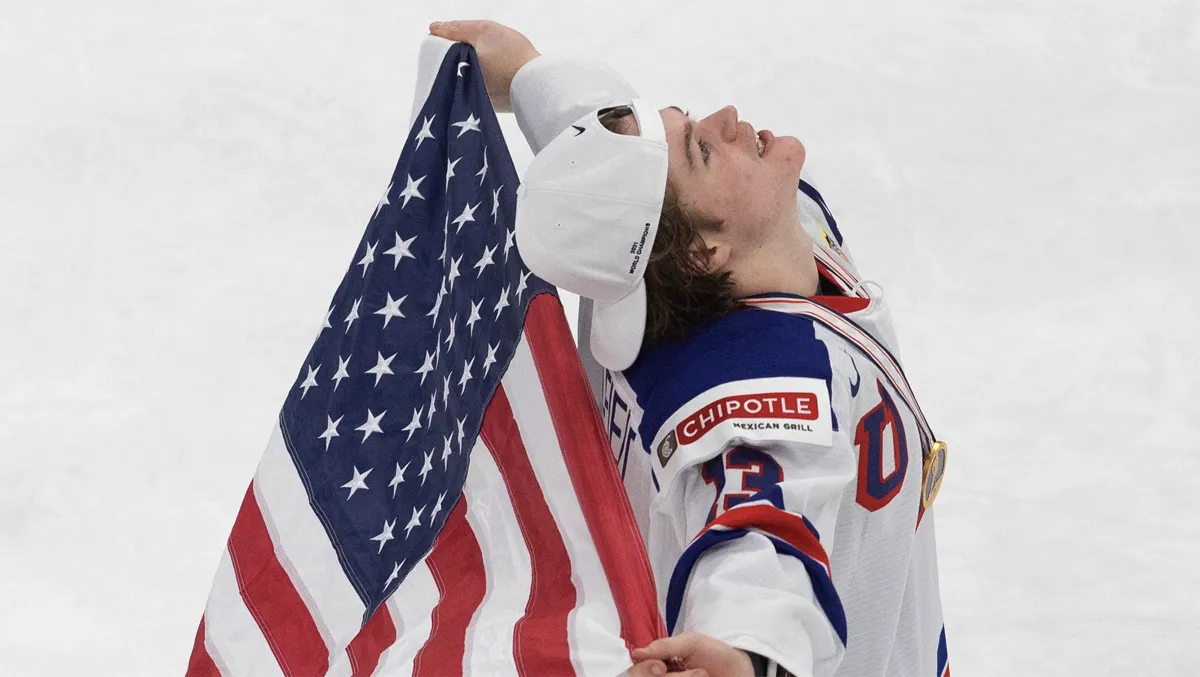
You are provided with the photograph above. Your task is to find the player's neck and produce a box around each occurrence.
[728,221,820,300]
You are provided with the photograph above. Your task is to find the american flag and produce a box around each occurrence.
[187,42,663,677]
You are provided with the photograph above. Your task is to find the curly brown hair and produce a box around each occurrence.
[597,106,741,348]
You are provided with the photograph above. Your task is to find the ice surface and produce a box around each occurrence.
[1,1,1197,675]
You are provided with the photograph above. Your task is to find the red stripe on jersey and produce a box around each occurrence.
[227,484,329,677]
[185,617,220,677]
[413,499,486,677]
[813,295,871,314]
[523,293,667,647]
[706,503,830,573]
[346,604,397,677]
[481,385,577,677]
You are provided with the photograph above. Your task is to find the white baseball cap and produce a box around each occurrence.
[515,98,669,371]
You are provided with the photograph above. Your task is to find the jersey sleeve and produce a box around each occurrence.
[636,311,856,677]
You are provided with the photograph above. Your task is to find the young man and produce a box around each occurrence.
[431,19,950,677]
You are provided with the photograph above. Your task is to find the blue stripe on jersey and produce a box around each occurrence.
[798,178,844,246]
[937,626,949,676]
[623,307,836,457]
[664,526,848,646]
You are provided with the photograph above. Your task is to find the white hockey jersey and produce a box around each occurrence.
[510,54,949,677]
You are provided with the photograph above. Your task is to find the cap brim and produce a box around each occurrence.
[589,279,647,372]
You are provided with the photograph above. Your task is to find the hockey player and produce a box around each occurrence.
[430,20,950,677]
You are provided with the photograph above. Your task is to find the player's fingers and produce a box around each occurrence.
[428,19,488,43]
[631,633,701,661]
[626,659,668,677]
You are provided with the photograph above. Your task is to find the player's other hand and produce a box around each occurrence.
[633,632,755,677]
[428,19,540,112]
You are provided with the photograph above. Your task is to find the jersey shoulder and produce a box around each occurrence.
[623,307,835,452]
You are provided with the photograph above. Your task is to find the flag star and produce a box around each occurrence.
[374,292,407,328]
[428,278,447,327]
[366,351,397,386]
[503,228,516,261]
[401,406,423,442]
[426,389,437,426]
[318,415,344,451]
[384,559,405,589]
[452,201,480,233]
[447,255,462,291]
[433,330,442,368]
[413,114,436,150]
[457,60,469,76]
[456,416,467,450]
[371,518,396,553]
[430,491,447,523]
[452,113,482,138]
[438,212,450,263]
[384,232,417,269]
[458,357,475,394]
[474,244,496,277]
[404,505,425,538]
[493,284,511,319]
[482,342,498,377]
[444,314,457,349]
[341,465,372,500]
[356,408,387,442]
[343,297,361,332]
[465,298,483,335]
[516,270,532,301]
[357,240,377,278]
[475,148,489,185]
[491,185,503,220]
[317,305,334,339]
[374,181,392,219]
[388,461,410,498]
[419,449,434,485]
[442,374,451,408]
[332,354,351,390]
[414,350,435,385]
[445,156,461,190]
[399,173,426,208]
[299,364,320,398]
[441,434,453,468]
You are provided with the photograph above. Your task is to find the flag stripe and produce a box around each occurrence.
[258,424,365,648]
[462,436,531,677]
[346,605,396,677]
[522,294,666,647]
[413,499,486,676]
[481,384,577,677]
[504,328,633,677]
[202,551,287,677]
[187,617,221,677]
[227,484,330,677]
[372,573,436,676]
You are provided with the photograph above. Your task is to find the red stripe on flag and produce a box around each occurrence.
[227,484,329,677]
[347,604,397,677]
[413,499,485,677]
[481,386,577,677]
[185,616,220,677]
[523,294,666,648]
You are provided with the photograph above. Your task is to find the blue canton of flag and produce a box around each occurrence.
[281,44,551,621]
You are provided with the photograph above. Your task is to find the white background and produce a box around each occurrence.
[2,1,1198,675]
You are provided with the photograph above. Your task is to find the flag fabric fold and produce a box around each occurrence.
[187,38,663,677]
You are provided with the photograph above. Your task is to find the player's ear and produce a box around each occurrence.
[692,234,730,274]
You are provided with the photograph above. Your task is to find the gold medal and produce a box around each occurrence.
[920,441,948,510]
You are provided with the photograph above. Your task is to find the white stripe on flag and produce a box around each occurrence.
[461,436,531,677]
[504,339,631,677]
[202,551,286,677]
[255,424,367,654]
[371,561,439,675]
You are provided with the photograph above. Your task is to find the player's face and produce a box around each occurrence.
[658,105,806,258]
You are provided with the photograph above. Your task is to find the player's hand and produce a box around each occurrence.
[427,19,541,112]
[632,633,755,677]
[627,658,709,677]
